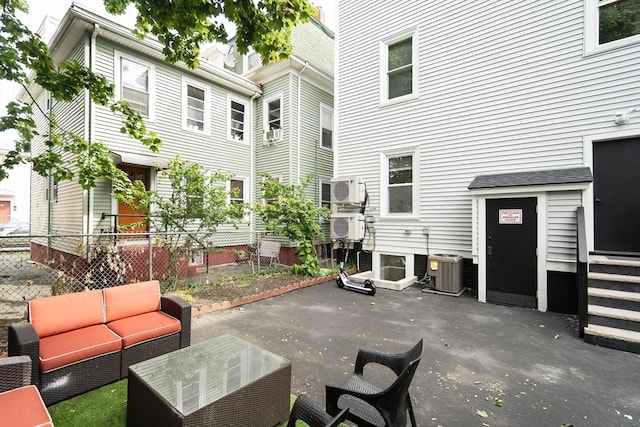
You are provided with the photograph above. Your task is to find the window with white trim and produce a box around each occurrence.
[383,151,416,215]
[380,28,417,102]
[229,178,245,217]
[182,78,209,133]
[115,52,155,119]
[320,105,333,149]
[585,0,640,52]
[267,97,282,131]
[229,98,247,141]
[320,180,331,210]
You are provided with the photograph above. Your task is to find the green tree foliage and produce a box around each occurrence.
[254,173,330,276]
[104,0,315,68]
[130,156,244,281]
[0,0,314,189]
[0,0,160,189]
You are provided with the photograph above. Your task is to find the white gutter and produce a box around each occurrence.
[297,60,309,183]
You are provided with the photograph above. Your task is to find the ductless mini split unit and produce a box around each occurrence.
[330,176,366,204]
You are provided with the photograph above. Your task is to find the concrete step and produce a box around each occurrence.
[588,287,640,311]
[587,272,640,293]
[584,324,640,354]
[589,255,640,276]
[588,304,640,333]
[588,304,640,322]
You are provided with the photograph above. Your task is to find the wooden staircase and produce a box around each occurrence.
[584,255,640,353]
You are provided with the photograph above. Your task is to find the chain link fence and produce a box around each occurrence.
[0,230,322,323]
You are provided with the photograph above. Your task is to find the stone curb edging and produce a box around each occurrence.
[191,276,332,318]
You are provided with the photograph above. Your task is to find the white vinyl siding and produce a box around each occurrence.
[337,0,640,259]
[547,191,583,262]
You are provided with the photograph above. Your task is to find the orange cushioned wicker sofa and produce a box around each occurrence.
[8,280,191,405]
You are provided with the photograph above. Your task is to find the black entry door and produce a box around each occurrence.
[593,137,640,254]
[486,198,537,308]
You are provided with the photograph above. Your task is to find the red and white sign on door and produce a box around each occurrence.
[499,209,523,224]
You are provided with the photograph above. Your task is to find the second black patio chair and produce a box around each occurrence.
[287,394,349,427]
[325,338,423,427]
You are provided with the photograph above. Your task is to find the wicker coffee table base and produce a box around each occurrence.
[127,364,291,427]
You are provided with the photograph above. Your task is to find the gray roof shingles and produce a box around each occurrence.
[468,167,593,189]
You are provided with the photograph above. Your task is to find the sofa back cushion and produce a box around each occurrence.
[104,280,161,322]
[29,289,105,338]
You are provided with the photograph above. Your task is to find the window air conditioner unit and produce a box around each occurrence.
[330,176,366,204]
[330,213,365,241]
[265,128,282,143]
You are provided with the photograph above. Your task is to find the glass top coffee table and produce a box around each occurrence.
[127,334,291,427]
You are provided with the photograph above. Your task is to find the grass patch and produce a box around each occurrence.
[48,381,338,426]
[48,380,127,427]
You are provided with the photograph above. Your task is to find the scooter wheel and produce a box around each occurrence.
[336,277,345,288]
[364,279,376,296]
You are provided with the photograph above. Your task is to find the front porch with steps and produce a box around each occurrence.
[584,255,640,353]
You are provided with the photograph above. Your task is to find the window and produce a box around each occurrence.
[262,175,282,205]
[115,51,155,120]
[247,51,261,70]
[230,178,245,215]
[267,97,282,131]
[380,254,406,281]
[382,151,416,216]
[118,56,153,117]
[229,98,247,141]
[381,28,417,102]
[585,0,640,52]
[321,181,331,210]
[182,78,209,133]
[599,0,640,44]
[320,105,333,149]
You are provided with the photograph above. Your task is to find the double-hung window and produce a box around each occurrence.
[585,0,640,53]
[320,180,331,210]
[182,78,209,133]
[267,98,282,131]
[264,96,283,142]
[115,51,155,119]
[381,28,417,103]
[229,98,247,141]
[229,178,245,219]
[320,105,333,149]
[383,151,416,216]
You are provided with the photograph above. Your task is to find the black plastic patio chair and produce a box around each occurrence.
[287,394,349,427]
[325,338,423,427]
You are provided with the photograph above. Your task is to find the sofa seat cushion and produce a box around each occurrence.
[29,289,104,338]
[39,324,122,373]
[0,385,53,427]
[104,280,161,322]
[107,311,181,348]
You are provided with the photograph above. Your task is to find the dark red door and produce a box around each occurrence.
[486,197,537,308]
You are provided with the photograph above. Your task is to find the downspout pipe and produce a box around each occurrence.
[249,90,261,237]
[297,60,308,183]
[87,24,99,250]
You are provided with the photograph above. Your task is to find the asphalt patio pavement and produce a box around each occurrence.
[191,281,640,427]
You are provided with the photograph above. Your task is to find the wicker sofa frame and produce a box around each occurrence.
[8,284,191,405]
